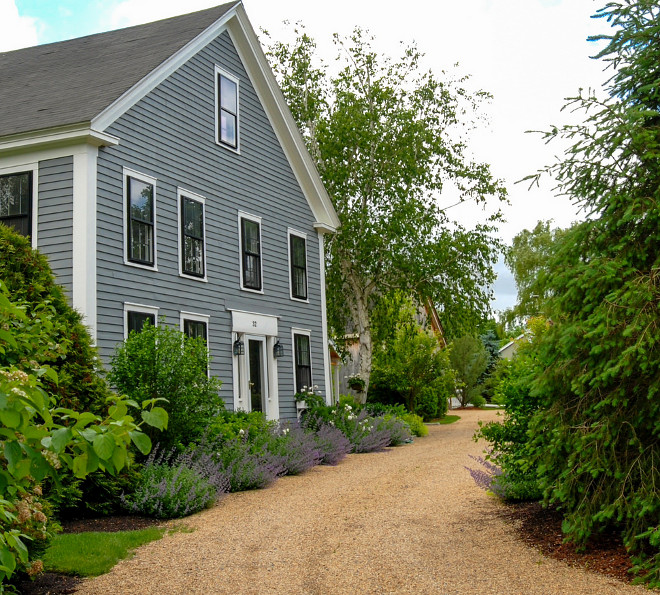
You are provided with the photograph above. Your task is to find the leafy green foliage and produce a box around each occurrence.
[43,527,167,576]
[0,282,166,587]
[448,336,489,407]
[369,326,453,419]
[109,322,223,451]
[515,1,660,584]
[266,26,505,396]
[502,220,572,327]
[0,225,112,414]
[475,318,549,501]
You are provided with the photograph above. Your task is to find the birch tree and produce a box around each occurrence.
[267,27,506,399]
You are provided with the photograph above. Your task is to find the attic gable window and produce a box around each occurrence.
[216,67,239,150]
[0,171,32,237]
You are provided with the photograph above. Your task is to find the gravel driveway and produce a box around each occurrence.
[76,409,645,594]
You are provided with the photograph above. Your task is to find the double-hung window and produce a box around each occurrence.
[289,231,308,300]
[125,170,156,268]
[179,190,206,279]
[216,67,239,149]
[293,332,312,393]
[240,214,262,291]
[0,171,32,237]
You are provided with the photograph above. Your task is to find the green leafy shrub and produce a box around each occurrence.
[109,322,223,451]
[475,319,547,502]
[0,280,167,588]
[369,326,453,418]
[449,336,489,407]
[0,225,112,414]
[401,413,427,437]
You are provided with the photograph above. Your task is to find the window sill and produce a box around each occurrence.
[216,140,241,155]
[290,296,309,304]
[240,286,264,295]
[124,260,158,272]
[179,273,208,283]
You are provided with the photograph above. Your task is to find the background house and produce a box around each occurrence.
[0,2,339,420]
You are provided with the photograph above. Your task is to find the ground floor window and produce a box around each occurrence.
[294,333,312,393]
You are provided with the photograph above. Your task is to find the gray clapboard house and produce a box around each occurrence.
[0,2,340,420]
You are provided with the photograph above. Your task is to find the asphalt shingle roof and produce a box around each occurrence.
[0,3,236,138]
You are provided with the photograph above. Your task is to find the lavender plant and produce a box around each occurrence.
[267,422,323,475]
[214,436,286,492]
[464,453,504,497]
[122,446,229,519]
[307,422,351,465]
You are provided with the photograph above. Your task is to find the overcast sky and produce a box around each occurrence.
[1,0,612,313]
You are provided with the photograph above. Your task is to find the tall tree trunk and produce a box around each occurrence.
[343,261,373,404]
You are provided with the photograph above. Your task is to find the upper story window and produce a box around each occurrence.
[215,67,239,150]
[239,213,262,292]
[179,190,206,280]
[293,332,312,393]
[289,231,308,301]
[0,171,32,237]
[124,169,157,270]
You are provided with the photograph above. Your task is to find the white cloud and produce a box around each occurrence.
[0,0,39,51]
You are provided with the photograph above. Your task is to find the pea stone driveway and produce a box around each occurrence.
[77,409,644,594]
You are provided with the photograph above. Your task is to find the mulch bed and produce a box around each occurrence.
[497,501,634,584]
[16,506,635,594]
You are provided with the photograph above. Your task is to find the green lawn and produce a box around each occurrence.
[43,527,168,576]
[427,415,460,425]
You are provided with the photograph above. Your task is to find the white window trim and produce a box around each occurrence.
[177,188,208,282]
[123,302,159,339]
[291,328,314,394]
[179,311,210,332]
[287,228,309,303]
[123,167,158,271]
[238,211,264,294]
[214,65,240,154]
[0,162,39,247]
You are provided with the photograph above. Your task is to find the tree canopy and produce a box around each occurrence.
[266,26,506,395]
[514,1,660,584]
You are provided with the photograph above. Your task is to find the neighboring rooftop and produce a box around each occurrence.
[0,2,236,138]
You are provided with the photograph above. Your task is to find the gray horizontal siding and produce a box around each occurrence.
[96,30,327,418]
[38,157,73,297]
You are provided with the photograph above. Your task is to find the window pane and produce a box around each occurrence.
[184,319,207,341]
[220,110,237,147]
[0,172,31,237]
[183,198,203,238]
[130,220,153,263]
[129,178,153,222]
[242,219,259,254]
[184,236,204,276]
[220,75,237,113]
[128,311,155,334]
[291,236,306,267]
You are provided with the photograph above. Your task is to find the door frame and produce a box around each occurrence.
[230,309,280,420]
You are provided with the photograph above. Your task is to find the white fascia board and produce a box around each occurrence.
[229,5,340,232]
[0,123,119,156]
[91,4,240,132]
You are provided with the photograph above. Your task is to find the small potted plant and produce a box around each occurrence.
[347,375,365,393]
